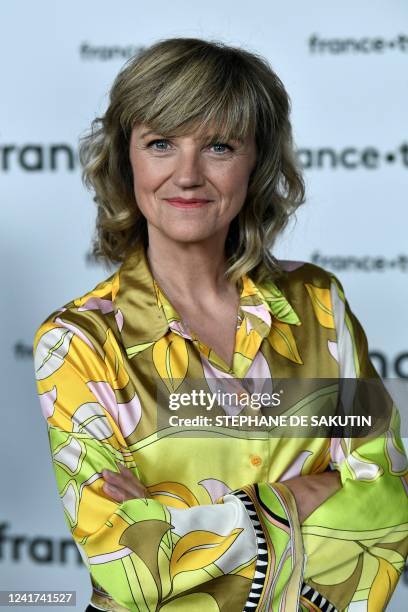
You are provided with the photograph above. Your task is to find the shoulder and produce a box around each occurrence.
[273,259,344,305]
[33,269,120,357]
[255,259,346,316]
[276,259,338,289]
[271,260,347,327]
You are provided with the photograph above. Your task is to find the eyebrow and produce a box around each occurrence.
[206,132,244,144]
[140,130,244,144]
[140,130,160,139]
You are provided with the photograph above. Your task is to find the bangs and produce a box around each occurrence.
[124,48,258,142]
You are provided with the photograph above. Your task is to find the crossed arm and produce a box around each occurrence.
[102,463,342,524]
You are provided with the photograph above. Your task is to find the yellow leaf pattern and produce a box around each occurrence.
[170,529,243,578]
[305,283,335,329]
[152,335,188,392]
[367,557,399,611]
[269,320,303,364]
[103,329,129,389]
[148,482,200,509]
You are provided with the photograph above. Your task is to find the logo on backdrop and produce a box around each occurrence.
[0,522,83,566]
[308,34,408,54]
[311,252,408,273]
[297,143,408,170]
[369,352,408,380]
[79,43,145,61]
[0,143,77,172]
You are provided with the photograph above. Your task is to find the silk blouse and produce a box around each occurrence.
[33,244,408,611]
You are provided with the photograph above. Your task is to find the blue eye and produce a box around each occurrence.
[148,139,170,151]
[210,143,233,154]
[146,139,233,154]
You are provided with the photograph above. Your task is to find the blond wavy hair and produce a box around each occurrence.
[80,37,305,283]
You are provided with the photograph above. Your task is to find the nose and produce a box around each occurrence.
[172,147,204,188]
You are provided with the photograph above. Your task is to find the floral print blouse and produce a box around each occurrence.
[33,244,408,611]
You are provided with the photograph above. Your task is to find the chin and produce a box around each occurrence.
[152,223,217,244]
[163,231,215,245]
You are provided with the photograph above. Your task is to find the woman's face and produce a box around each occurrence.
[129,123,257,246]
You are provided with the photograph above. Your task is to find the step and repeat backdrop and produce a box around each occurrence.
[1,1,407,610]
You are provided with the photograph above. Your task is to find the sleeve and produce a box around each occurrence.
[300,275,408,611]
[34,320,305,612]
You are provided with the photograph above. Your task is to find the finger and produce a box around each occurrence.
[103,483,128,502]
[103,469,145,498]
[102,469,122,483]
[104,466,135,482]
[103,468,137,487]
[103,479,150,501]
[116,462,138,482]
[111,463,146,497]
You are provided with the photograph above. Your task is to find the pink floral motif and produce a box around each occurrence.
[328,340,338,362]
[39,385,57,420]
[78,298,115,314]
[330,437,347,467]
[279,451,313,481]
[115,309,124,332]
[118,395,142,437]
[277,260,305,272]
[200,356,244,415]
[89,548,134,564]
[245,350,272,384]
[199,478,232,503]
[86,381,141,437]
[201,355,234,381]
[87,381,118,421]
[169,320,192,339]
[244,317,255,334]
[200,352,273,415]
[241,304,271,327]
[55,318,96,352]
[241,352,273,400]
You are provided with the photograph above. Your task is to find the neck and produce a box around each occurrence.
[146,229,235,304]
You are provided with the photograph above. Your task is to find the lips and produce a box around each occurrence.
[164,197,212,208]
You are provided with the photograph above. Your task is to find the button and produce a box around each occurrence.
[250,454,262,466]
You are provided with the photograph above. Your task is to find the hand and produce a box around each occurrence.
[102,462,151,502]
[283,471,342,524]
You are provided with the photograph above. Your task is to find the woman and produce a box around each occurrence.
[34,38,407,611]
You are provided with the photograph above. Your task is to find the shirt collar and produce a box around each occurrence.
[113,244,300,358]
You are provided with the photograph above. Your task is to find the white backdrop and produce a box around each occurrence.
[1,1,407,609]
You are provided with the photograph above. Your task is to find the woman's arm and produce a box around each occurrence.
[102,464,342,525]
[297,276,408,611]
[283,471,341,524]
